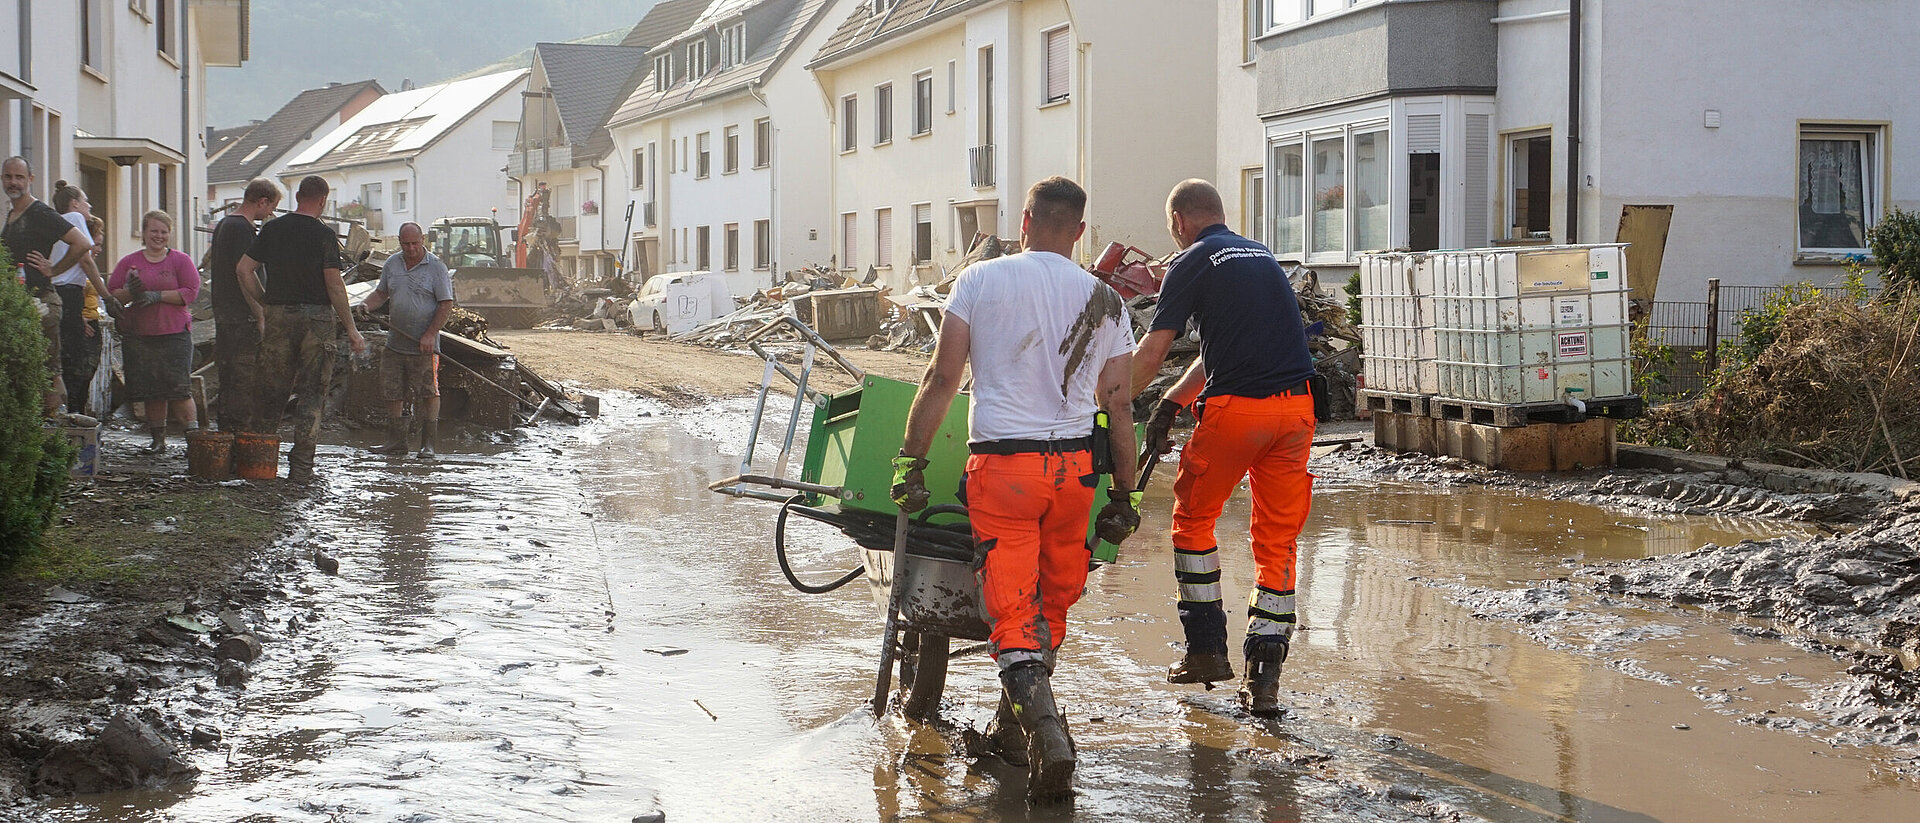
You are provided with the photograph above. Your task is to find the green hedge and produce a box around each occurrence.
[0,244,73,565]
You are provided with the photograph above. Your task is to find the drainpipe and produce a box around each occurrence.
[748,81,776,286]
[180,27,192,253]
[1565,0,1582,244]
[594,159,610,278]
[1062,3,1089,262]
[405,157,419,233]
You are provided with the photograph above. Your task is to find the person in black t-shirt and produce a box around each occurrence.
[234,175,367,483]
[3,156,96,416]
[208,178,282,433]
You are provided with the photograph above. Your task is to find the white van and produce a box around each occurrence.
[628,271,734,335]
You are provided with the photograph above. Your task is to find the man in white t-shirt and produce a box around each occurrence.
[893,176,1138,801]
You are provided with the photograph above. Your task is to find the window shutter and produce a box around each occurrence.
[1044,28,1070,102]
[876,209,893,267]
[1464,114,1491,247]
[1407,114,1442,154]
[842,213,858,268]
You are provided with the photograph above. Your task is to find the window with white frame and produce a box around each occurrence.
[912,71,934,136]
[687,40,709,81]
[633,148,646,189]
[360,182,383,212]
[875,83,894,145]
[875,208,894,268]
[1798,124,1883,253]
[841,212,858,269]
[754,219,772,269]
[722,23,746,67]
[754,118,772,168]
[723,125,739,174]
[653,55,673,91]
[1506,130,1552,239]
[841,95,859,152]
[394,180,408,212]
[1270,122,1391,261]
[157,0,176,60]
[696,225,711,270]
[946,60,957,114]
[1241,167,1265,247]
[724,223,740,271]
[696,132,711,179]
[912,203,933,263]
[82,0,105,70]
[1042,26,1070,104]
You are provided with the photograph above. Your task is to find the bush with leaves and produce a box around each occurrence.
[0,243,74,565]
[1869,206,1920,296]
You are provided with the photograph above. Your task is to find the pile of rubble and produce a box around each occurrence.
[670,264,890,347]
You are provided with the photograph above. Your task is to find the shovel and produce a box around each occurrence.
[872,510,910,717]
[1091,446,1166,565]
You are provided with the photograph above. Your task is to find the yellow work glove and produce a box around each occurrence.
[890,453,931,513]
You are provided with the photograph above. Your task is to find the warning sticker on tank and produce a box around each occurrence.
[1558,331,1590,357]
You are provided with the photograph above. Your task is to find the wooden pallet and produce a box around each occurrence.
[1358,390,1431,417]
[1429,395,1644,428]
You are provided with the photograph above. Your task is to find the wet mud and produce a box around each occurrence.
[6,399,1919,821]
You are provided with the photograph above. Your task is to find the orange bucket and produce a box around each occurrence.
[185,430,234,480]
[232,433,281,480]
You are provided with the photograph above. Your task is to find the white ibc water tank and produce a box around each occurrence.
[1431,245,1633,405]
[1358,252,1438,395]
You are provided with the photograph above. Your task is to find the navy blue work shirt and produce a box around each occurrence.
[1149,223,1315,400]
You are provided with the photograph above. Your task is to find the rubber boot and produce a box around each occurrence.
[982,689,1028,766]
[368,417,409,455]
[1001,661,1074,801]
[1168,601,1234,684]
[1238,635,1289,716]
[416,419,438,459]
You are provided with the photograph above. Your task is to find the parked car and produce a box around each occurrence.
[628,271,733,335]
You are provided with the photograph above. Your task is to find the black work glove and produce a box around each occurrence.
[1143,398,1184,458]
[1094,488,1143,545]
[890,454,931,513]
[100,294,125,320]
[126,272,152,307]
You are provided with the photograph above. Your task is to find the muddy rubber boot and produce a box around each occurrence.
[1169,601,1234,685]
[367,418,409,455]
[1238,635,1289,716]
[1001,662,1074,801]
[981,689,1029,767]
[416,419,437,459]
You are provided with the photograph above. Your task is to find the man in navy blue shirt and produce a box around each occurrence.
[1130,179,1317,716]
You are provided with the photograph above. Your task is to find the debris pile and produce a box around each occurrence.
[671,265,889,346]
[1634,292,1920,476]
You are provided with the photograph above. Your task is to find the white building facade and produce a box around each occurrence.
[605,0,841,297]
[808,0,1217,292]
[280,70,529,241]
[1250,0,1920,300]
[1,0,249,260]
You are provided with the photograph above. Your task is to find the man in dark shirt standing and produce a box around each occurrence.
[2,156,96,416]
[236,176,367,483]
[208,178,281,433]
[1130,179,1317,717]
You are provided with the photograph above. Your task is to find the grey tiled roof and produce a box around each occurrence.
[534,42,652,162]
[207,80,384,184]
[608,0,833,127]
[621,0,716,50]
[809,0,993,69]
[205,124,257,160]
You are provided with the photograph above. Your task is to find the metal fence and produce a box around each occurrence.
[1640,280,1880,398]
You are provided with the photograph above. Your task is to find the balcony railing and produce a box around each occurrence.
[643,201,657,228]
[557,215,577,241]
[969,144,995,189]
[507,144,575,175]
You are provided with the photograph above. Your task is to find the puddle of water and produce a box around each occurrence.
[28,397,1920,822]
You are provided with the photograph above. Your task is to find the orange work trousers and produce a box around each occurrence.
[1170,393,1316,639]
[965,450,1097,669]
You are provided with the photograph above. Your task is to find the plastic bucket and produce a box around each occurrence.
[232,433,280,480]
[185,430,234,480]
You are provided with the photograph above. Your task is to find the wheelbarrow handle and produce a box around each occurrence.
[872,510,911,717]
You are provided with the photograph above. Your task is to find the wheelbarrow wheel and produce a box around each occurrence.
[899,631,950,721]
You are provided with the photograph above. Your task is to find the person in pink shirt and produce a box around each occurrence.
[109,210,201,454]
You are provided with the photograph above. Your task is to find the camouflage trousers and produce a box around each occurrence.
[257,304,338,476]
[214,311,261,433]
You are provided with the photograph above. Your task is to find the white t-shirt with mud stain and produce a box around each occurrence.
[944,250,1135,444]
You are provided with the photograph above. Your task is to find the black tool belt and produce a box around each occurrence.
[1266,380,1313,398]
[969,436,1093,456]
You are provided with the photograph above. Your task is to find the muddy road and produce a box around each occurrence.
[19,393,1920,822]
